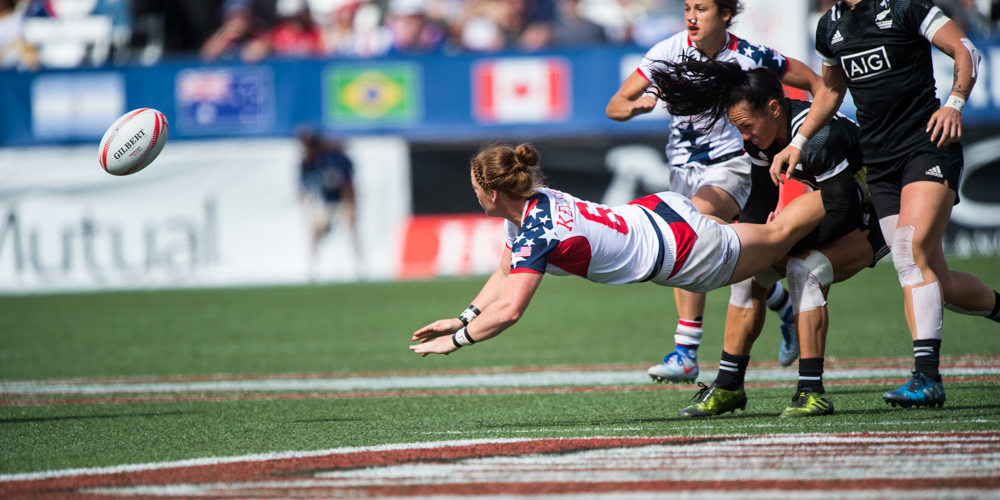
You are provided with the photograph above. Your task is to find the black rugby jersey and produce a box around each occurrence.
[815,0,945,163]
[740,98,865,225]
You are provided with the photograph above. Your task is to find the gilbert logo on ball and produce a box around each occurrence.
[98,108,169,176]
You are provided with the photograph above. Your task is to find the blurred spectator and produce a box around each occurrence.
[937,0,992,36]
[0,0,39,70]
[296,126,360,281]
[242,0,323,62]
[385,0,448,54]
[552,0,605,47]
[134,0,227,55]
[458,0,505,52]
[499,0,555,51]
[324,0,391,58]
[200,2,263,61]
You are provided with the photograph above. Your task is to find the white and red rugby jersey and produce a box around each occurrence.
[637,31,788,167]
[504,188,698,286]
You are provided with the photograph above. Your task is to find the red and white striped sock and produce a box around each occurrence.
[674,318,703,350]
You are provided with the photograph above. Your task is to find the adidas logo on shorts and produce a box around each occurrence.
[925,166,943,178]
[831,30,844,44]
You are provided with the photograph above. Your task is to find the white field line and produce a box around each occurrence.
[3,367,998,396]
[0,437,532,483]
[75,489,1000,500]
[2,432,996,484]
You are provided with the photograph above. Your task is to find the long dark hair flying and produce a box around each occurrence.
[647,56,785,132]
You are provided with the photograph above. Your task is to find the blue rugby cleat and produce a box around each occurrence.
[882,371,946,408]
[778,306,799,367]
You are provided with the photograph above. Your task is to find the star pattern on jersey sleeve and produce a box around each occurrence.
[743,46,755,58]
[772,50,786,67]
[538,215,550,225]
[528,206,543,219]
[539,225,559,245]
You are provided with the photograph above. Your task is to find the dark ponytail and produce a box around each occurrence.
[647,56,785,132]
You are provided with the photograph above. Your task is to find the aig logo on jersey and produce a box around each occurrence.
[841,46,892,81]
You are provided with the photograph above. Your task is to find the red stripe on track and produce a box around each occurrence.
[3,433,998,497]
[4,376,999,407]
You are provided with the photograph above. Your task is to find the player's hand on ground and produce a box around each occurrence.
[927,106,962,148]
[770,147,802,186]
[410,335,458,357]
[630,95,658,117]
[412,318,463,342]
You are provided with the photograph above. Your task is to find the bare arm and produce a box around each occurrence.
[927,20,978,148]
[410,270,544,356]
[411,246,512,342]
[779,56,822,96]
[769,64,847,185]
[606,70,658,121]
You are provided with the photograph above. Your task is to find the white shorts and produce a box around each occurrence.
[647,193,742,293]
[671,154,752,210]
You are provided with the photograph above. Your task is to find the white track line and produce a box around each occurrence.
[3,367,998,395]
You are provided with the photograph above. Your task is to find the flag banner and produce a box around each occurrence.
[472,57,571,124]
[324,62,421,127]
[175,67,274,134]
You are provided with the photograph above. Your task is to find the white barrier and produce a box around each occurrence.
[0,137,410,293]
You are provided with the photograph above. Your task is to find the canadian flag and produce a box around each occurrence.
[472,57,571,123]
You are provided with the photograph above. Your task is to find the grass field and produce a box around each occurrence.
[2,256,999,497]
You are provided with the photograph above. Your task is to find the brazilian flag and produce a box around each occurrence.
[325,63,421,126]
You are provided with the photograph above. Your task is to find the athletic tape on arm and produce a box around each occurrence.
[960,38,981,80]
[786,251,834,314]
[920,7,949,42]
[892,225,924,287]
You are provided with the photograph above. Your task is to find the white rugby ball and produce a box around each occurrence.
[98,108,169,176]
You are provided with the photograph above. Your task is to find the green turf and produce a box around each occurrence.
[2,382,998,475]
[2,257,999,381]
[1,256,998,474]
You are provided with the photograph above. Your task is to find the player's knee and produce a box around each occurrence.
[786,251,833,315]
[891,225,924,287]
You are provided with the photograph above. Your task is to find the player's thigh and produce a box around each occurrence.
[691,185,741,222]
[897,181,954,266]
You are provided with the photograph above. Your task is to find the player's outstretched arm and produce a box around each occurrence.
[410,271,543,356]
[411,247,512,343]
[928,20,978,148]
[607,71,658,121]
[779,56,821,96]
[770,65,846,185]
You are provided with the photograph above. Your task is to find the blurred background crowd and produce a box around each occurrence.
[1,0,997,71]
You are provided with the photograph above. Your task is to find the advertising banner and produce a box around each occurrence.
[0,137,410,293]
[323,62,422,127]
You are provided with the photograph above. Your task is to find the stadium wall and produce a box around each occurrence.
[2,39,999,291]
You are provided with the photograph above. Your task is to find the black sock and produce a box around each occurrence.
[989,291,1000,323]
[914,339,942,382]
[797,357,825,394]
[715,351,750,391]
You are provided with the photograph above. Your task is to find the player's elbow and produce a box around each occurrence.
[606,98,629,121]
[495,301,527,327]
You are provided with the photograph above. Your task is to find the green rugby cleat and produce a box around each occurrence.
[679,382,747,417]
[779,388,834,418]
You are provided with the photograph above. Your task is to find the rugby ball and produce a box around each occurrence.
[98,108,169,176]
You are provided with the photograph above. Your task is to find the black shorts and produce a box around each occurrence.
[867,141,963,219]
